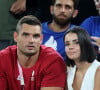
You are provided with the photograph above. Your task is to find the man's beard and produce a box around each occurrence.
[53,14,73,27]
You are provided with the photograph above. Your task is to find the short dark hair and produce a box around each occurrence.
[51,0,79,9]
[64,26,96,67]
[16,15,41,33]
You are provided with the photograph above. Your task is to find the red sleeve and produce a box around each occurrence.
[41,57,67,88]
[0,69,7,89]
[0,53,7,89]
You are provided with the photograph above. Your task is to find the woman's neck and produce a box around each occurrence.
[75,61,91,73]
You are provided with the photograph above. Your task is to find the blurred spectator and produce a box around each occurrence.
[26,0,52,22]
[72,0,98,25]
[0,0,26,50]
[80,0,100,61]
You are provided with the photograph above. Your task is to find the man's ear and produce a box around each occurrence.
[14,32,18,42]
[73,10,78,18]
[50,5,54,15]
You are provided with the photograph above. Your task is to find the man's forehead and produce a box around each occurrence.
[19,25,41,35]
[55,0,74,6]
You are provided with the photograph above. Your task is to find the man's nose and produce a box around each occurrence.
[29,35,35,42]
[61,6,66,12]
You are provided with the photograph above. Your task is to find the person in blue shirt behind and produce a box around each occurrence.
[42,0,79,61]
[80,0,100,37]
[80,0,100,61]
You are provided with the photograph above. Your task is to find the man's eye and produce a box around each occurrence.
[56,4,62,8]
[22,32,29,36]
[24,34,28,36]
[33,35,40,38]
[65,6,70,9]
[23,34,29,37]
[65,5,72,9]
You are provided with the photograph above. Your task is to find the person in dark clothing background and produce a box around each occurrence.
[26,0,98,24]
[26,0,52,22]
[72,0,98,25]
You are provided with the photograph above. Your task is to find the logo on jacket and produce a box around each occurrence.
[44,36,57,50]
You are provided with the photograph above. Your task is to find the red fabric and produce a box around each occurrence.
[0,45,66,90]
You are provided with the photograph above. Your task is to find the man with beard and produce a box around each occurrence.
[42,0,79,61]
[0,15,66,90]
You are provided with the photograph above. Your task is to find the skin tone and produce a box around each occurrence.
[65,33,81,61]
[49,0,78,32]
[94,0,100,15]
[65,33,100,90]
[91,36,100,47]
[41,87,63,90]
[10,0,26,14]
[14,23,63,90]
[14,23,42,68]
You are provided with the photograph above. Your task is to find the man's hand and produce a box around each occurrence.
[10,0,26,14]
[91,36,100,47]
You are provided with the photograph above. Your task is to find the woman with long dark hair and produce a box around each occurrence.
[64,26,100,90]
